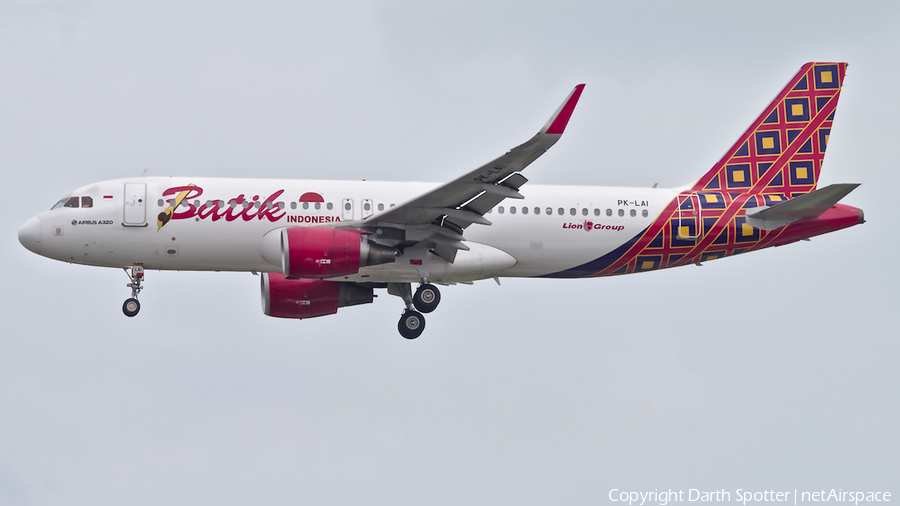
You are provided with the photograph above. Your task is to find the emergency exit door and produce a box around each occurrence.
[342,198,354,220]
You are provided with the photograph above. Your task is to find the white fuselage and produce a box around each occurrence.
[24,177,676,282]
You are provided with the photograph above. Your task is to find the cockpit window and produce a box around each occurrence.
[52,196,94,210]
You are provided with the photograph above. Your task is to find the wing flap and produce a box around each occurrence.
[500,173,529,190]
[463,193,506,216]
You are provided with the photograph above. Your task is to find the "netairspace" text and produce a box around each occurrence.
[608,489,891,505]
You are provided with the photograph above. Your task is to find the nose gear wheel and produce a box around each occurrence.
[123,298,141,317]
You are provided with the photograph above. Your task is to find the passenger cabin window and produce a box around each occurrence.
[630,209,636,217]
[521,206,528,215]
[327,203,334,210]
[642,210,648,217]
[534,207,540,215]
[378,203,384,211]
[510,206,516,214]
[606,209,612,216]
[302,202,309,210]
[618,209,625,217]
[498,206,505,214]
[594,208,600,216]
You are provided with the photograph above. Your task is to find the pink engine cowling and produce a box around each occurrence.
[261,273,375,319]
[280,227,396,279]
[282,227,361,278]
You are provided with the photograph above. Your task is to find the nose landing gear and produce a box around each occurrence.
[122,264,144,317]
[388,281,442,339]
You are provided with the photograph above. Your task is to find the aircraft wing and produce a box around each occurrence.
[362,84,585,261]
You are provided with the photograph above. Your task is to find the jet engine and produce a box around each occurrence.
[281,227,396,278]
[261,273,375,319]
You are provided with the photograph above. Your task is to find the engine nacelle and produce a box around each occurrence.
[281,227,395,278]
[261,273,374,319]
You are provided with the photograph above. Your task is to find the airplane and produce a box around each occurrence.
[18,62,863,339]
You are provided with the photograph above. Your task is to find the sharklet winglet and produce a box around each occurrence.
[541,84,586,135]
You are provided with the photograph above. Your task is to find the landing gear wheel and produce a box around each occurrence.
[398,310,425,339]
[123,264,144,317]
[413,284,441,313]
[122,298,141,317]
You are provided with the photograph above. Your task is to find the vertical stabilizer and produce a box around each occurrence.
[691,62,847,197]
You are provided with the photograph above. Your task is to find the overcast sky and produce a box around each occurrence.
[1,1,898,504]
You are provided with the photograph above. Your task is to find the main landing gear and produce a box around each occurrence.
[398,310,425,339]
[413,283,441,313]
[122,264,144,317]
[389,281,442,339]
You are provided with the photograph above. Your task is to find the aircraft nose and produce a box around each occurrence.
[18,216,42,254]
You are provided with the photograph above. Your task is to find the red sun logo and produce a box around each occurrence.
[299,192,324,203]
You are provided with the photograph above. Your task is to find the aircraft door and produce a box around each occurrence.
[341,198,354,220]
[676,193,702,240]
[123,183,147,226]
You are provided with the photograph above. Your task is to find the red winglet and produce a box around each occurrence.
[544,84,586,135]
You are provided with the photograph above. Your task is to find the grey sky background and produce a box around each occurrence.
[1,1,898,504]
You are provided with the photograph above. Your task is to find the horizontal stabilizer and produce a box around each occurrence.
[745,184,860,231]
